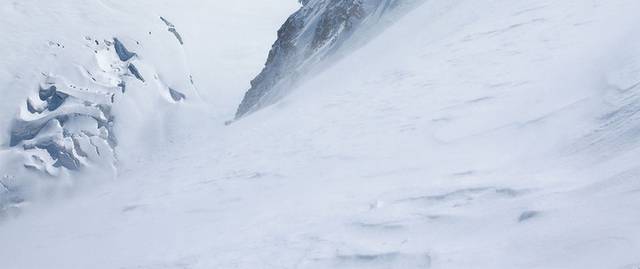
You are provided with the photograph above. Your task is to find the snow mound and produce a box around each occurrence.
[0,2,198,209]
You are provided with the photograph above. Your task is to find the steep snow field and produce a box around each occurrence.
[2,0,640,268]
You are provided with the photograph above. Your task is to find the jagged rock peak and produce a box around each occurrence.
[235,0,423,118]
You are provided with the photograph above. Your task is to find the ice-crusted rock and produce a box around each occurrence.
[160,17,185,45]
[7,38,141,176]
[0,33,197,210]
[235,0,424,118]
[7,37,196,177]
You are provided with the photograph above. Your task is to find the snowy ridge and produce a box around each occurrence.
[236,0,425,118]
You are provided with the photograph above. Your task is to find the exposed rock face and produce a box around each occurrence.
[235,0,423,118]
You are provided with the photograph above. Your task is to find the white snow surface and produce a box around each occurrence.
[2,0,640,268]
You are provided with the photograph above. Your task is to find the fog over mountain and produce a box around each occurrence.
[1,1,640,268]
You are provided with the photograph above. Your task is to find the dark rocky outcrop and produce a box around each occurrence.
[235,0,423,118]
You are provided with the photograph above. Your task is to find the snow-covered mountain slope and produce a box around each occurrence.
[236,0,425,118]
[0,0,297,208]
[3,0,640,269]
